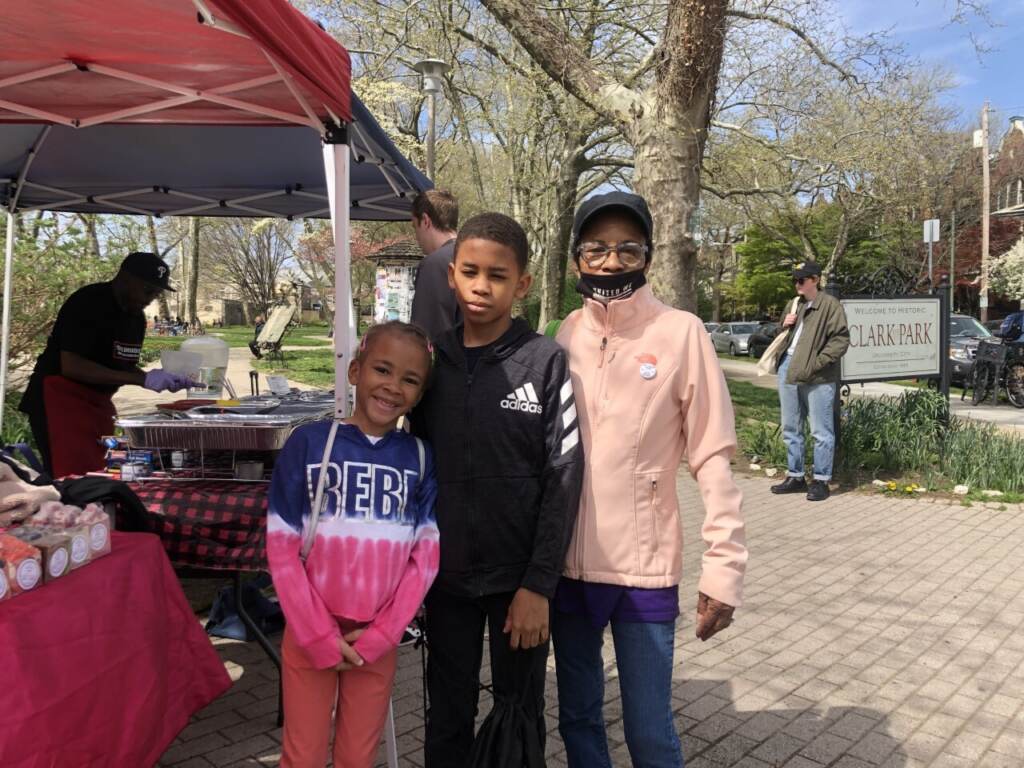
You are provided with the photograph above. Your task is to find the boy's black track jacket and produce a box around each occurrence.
[412,318,584,600]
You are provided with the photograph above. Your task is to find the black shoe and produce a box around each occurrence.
[399,624,422,647]
[806,480,830,501]
[770,476,808,494]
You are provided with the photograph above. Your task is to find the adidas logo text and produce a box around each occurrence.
[500,383,543,414]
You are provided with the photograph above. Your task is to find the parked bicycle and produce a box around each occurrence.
[966,339,1024,408]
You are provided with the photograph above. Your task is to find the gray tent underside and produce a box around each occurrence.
[0,96,430,221]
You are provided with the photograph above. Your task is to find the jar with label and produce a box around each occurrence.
[120,462,146,482]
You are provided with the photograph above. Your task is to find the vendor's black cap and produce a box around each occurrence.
[571,191,654,257]
[792,260,823,279]
[120,251,175,292]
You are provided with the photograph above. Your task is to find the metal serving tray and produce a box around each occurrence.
[118,396,333,451]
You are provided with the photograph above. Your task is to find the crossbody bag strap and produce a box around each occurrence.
[300,419,341,562]
[415,436,425,482]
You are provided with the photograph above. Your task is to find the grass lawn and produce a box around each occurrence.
[728,379,780,423]
[717,351,757,363]
[888,378,967,398]
[209,324,331,348]
[253,348,334,388]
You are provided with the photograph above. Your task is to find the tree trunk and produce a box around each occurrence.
[710,239,731,323]
[146,216,173,320]
[632,117,702,312]
[539,146,586,327]
[186,217,201,323]
[79,214,101,260]
[822,209,850,282]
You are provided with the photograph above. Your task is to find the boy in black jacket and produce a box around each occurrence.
[413,213,584,767]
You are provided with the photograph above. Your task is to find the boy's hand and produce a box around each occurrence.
[334,634,365,671]
[695,592,734,641]
[504,588,549,650]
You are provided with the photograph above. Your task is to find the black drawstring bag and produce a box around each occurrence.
[467,651,546,768]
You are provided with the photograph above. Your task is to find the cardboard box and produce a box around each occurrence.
[25,517,91,571]
[80,505,112,559]
[8,527,71,582]
[0,560,9,602]
[0,533,42,595]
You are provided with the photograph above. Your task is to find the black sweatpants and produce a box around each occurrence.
[424,587,549,768]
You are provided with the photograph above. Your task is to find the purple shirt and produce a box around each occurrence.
[555,577,679,628]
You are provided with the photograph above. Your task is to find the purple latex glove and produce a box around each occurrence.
[144,369,194,393]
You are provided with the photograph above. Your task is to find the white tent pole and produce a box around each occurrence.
[0,212,15,434]
[323,134,353,419]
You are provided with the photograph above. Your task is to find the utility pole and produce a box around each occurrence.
[981,101,991,322]
[950,209,956,313]
[413,59,450,182]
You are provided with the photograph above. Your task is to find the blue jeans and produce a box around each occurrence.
[552,611,684,768]
[777,355,837,481]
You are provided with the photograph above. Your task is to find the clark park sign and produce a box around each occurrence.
[840,297,945,384]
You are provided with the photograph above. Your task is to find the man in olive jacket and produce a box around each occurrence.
[769,261,850,501]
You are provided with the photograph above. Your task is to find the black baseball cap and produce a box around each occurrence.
[571,191,654,257]
[120,251,175,292]
[792,261,822,279]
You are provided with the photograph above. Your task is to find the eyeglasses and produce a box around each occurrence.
[577,241,649,269]
[794,277,806,285]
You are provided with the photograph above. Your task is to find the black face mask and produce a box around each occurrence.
[576,270,647,302]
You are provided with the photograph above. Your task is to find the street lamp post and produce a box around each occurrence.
[413,58,450,181]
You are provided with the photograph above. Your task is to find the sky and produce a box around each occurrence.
[840,0,1024,133]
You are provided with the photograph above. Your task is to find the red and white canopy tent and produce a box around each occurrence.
[0,0,431,427]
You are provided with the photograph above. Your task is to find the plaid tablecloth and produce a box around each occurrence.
[129,480,268,571]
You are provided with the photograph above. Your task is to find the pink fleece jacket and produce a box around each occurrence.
[556,286,748,607]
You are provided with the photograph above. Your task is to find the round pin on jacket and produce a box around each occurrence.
[640,362,657,380]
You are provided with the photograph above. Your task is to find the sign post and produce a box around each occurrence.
[923,218,940,291]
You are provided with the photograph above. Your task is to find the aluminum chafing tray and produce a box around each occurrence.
[118,400,333,451]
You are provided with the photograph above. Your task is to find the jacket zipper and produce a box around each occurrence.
[650,478,660,553]
[593,312,613,427]
[465,367,483,596]
[578,311,613,569]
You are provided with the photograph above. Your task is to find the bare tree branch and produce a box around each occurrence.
[726,9,859,85]
[478,0,644,123]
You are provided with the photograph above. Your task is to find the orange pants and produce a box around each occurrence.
[280,627,398,768]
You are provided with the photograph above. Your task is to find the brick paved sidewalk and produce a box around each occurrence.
[159,474,1024,768]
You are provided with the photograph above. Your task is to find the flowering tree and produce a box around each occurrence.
[990,239,1024,302]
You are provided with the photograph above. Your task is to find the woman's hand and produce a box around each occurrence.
[782,313,797,328]
[695,592,734,641]
[334,632,365,671]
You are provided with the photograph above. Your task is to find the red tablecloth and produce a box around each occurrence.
[0,532,232,768]
[130,480,268,571]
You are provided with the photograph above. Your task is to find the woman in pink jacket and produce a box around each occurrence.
[552,192,748,768]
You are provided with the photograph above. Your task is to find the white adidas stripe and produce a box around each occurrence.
[562,403,577,430]
[561,428,579,456]
[523,382,539,404]
[560,379,573,404]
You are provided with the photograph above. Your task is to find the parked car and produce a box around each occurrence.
[747,322,783,358]
[703,322,720,334]
[984,319,1004,335]
[710,322,759,356]
[949,314,993,385]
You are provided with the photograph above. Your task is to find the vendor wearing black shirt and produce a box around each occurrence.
[20,252,192,476]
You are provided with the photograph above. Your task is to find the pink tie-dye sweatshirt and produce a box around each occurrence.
[267,421,440,668]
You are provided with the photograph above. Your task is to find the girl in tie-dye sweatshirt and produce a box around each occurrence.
[267,322,439,768]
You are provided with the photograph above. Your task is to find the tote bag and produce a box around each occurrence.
[756,297,801,377]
